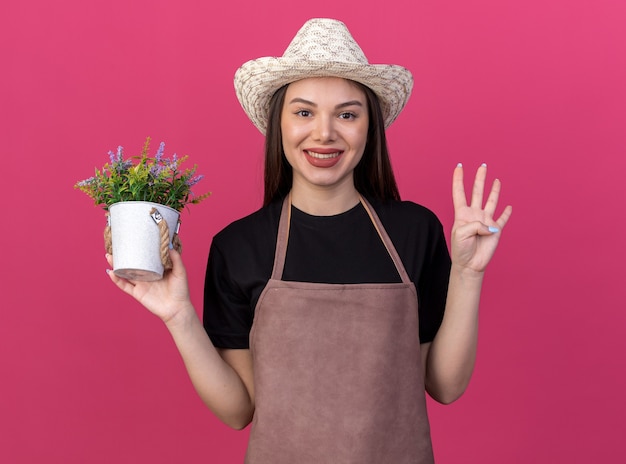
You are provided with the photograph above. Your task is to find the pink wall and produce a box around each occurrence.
[2,0,625,462]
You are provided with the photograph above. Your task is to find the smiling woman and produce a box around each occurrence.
[280,77,369,212]
[264,77,399,209]
[105,18,512,464]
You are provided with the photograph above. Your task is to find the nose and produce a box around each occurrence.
[312,114,336,142]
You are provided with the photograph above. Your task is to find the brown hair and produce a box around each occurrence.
[263,81,401,206]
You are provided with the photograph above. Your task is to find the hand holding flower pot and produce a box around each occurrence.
[75,137,210,280]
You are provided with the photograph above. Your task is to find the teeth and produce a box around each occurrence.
[306,151,340,159]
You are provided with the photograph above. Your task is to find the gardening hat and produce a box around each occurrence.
[234,18,414,134]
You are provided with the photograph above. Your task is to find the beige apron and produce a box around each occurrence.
[246,195,434,464]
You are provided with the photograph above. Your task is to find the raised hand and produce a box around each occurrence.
[105,248,193,323]
[451,163,512,273]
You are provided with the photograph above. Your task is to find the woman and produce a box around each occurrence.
[107,18,512,463]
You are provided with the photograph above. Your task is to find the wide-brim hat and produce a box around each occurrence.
[234,18,414,135]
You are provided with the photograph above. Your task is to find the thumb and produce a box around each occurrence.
[455,221,500,239]
[167,247,187,276]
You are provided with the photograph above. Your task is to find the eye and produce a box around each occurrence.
[295,109,312,117]
[339,112,357,120]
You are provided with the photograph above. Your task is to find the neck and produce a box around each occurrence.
[290,183,361,216]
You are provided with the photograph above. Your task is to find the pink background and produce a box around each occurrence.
[2,0,625,462]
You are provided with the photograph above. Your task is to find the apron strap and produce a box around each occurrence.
[359,196,412,285]
[270,194,292,280]
[270,193,411,284]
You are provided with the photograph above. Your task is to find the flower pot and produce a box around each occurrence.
[108,201,180,281]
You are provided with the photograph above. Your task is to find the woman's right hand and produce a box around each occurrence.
[105,249,193,323]
[106,249,255,429]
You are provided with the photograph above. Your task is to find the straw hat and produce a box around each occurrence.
[234,18,414,134]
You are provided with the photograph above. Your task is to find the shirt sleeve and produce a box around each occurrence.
[203,240,254,349]
[416,217,451,344]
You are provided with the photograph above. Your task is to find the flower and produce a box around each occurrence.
[75,137,211,211]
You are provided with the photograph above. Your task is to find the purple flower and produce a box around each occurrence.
[150,164,165,177]
[168,154,179,171]
[77,176,96,187]
[186,174,204,187]
[109,146,124,165]
[155,142,165,163]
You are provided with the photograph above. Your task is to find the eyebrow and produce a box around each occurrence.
[287,98,364,109]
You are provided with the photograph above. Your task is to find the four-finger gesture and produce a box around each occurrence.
[451,163,512,273]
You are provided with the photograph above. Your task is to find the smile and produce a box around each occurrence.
[305,150,341,159]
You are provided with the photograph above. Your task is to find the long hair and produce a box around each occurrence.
[263,81,401,206]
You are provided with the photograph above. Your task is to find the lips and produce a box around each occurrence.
[304,149,343,168]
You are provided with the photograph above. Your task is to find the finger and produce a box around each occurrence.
[167,248,187,277]
[105,253,113,267]
[105,268,136,295]
[484,178,502,217]
[455,221,500,239]
[452,163,468,210]
[470,163,487,209]
[495,204,513,229]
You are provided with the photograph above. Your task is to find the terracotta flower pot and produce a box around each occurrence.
[108,201,180,281]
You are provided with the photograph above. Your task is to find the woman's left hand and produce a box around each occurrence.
[450,163,512,273]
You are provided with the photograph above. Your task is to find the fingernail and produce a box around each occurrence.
[105,269,111,274]
[168,242,174,250]
[488,226,500,233]
[457,163,463,168]
[481,163,487,167]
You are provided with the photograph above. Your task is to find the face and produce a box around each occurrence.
[280,77,369,195]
